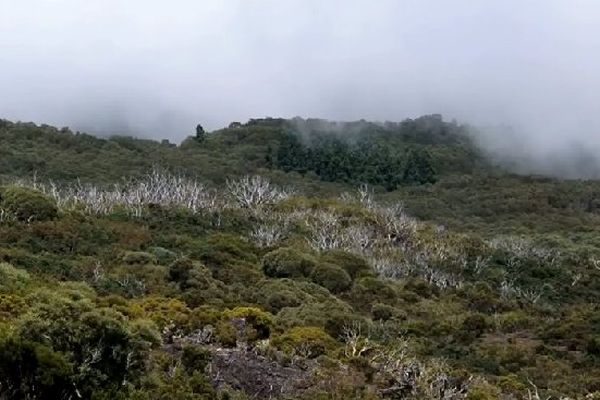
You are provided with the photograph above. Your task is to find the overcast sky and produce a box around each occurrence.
[1,0,600,157]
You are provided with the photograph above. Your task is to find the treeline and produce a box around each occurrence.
[263,114,482,190]
[270,132,437,190]
[0,115,482,190]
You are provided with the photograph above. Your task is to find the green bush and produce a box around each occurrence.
[349,277,398,309]
[319,250,373,280]
[0,337,74,399]
[122,251,157,265]
[273,326,337,358]
[223,306,274,341]
[371,303,396,321]
[309,263,352,293]
[466,379,502,400]
[0,263,31,293]
[0,186,58,222]
[265,290,301,313]
[458,313,491,343]
[587,336,600,356]
[262,247,317,278]
[168,258,211,290]
[181,344,212,373]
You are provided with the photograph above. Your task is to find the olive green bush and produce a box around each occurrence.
[0,185,58,222]
[309,263,352,294]
[262,247,317,278]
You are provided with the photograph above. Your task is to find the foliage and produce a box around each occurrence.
[0,116,599,398]
[262,247,317,278]
[309,263,353,294]
[0,185,58,222]
[272,326,337,358]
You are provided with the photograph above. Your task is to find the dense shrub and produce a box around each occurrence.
[0,186,58,222]
[273,326,337,358]
[349,277,398,309]
[265,290,301,313]
[0,262,31,292]
[181,344,212,373]
[319,250,373,280]
[262,247,317,278]
[122,251,157,265]
[0,337,74,400]
[223,306,274,341]
[168,258,209,289]
[14,291,159,398]
[309,263,352,293]
[197,233,261,284]
[371,303,396,321]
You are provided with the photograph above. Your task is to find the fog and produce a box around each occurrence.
[2,1,600,176]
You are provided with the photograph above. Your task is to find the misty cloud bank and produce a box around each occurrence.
[1,1,600,178]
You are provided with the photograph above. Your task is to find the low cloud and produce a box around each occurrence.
[1,1,600,177]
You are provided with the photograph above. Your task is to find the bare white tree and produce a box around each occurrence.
[45,168,219,217]
[342,223,377,253]
[305,210,344,250]
[342,323,374,358]
[226,175,292,209]
[375,202,418,246]
[250,214,290,247]
[339,183,375,209]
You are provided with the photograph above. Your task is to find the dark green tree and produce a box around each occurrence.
[195,124,205,142]
[402,148,437,185]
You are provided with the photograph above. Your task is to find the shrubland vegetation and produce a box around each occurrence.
[1,116,600,399]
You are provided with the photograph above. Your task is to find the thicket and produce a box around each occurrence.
[1,117,600,398]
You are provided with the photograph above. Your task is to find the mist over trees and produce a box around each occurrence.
[2,115,600,398]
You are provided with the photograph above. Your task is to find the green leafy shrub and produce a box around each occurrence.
[215,320,238,347]
[319,250,373,280]
[349,277,398,309]
[181,344,212,373]
[16,291,159,398]
[587,336,600,356]
[273,326,337,358]
[275,299,355,333]
[310,263,352,293]
[149,246,177,264]
[0,262,30,293]
[459,313,491,342]
[197,233,261,285]
[0,186,58,222]
[371,303,396,321]
[0,337,74,399]
[262,247,317,278]
[122,251,157,265]
[168,258,210,290]
[466,379,502,400]
[223,306,274,341]
[265,290,301,313]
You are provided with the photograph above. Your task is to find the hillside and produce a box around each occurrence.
[1,117,600,399]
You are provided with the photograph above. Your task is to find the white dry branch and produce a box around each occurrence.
[342,223,377,253]
[0,208,15,223]
[250,213,290,247]
[226,175,292,209]
[375,202,418,247]
[305,210,344,250]
[339,183,375,210]
[47,169,218,217]
[488,236,560,271]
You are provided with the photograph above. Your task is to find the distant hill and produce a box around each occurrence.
[3,116,600,236]
[0,115,484,185]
